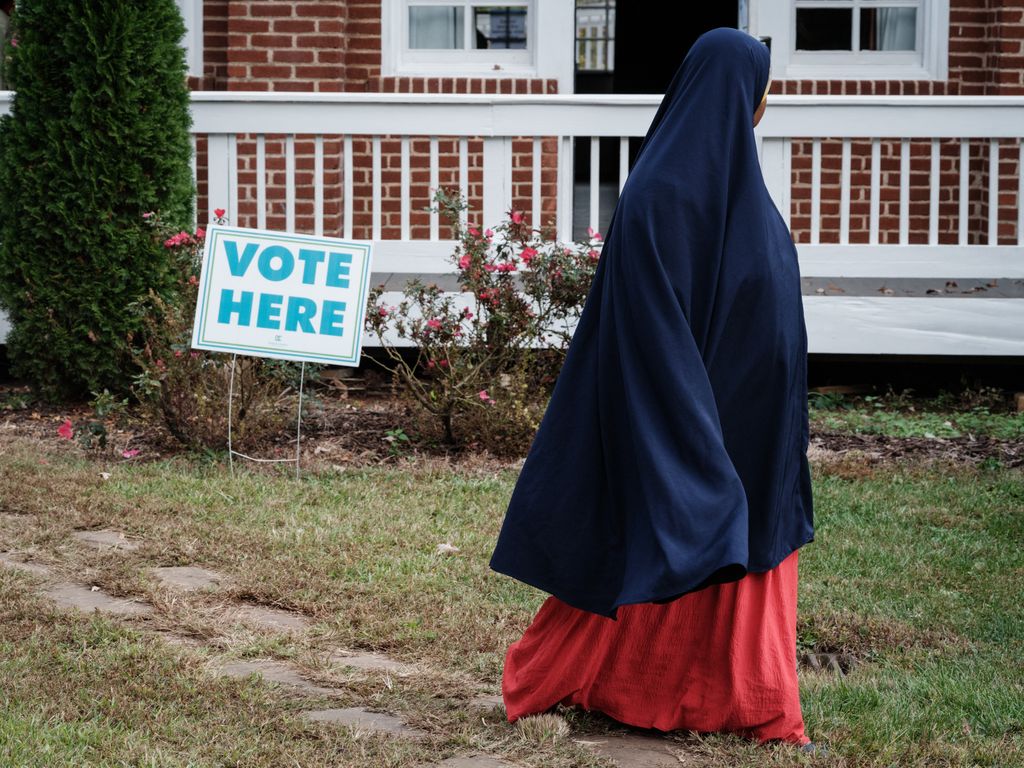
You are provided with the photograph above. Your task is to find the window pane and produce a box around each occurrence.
[409,6,465,49]
[795,7,853,50]
[575,1,615,71]
[860,7,917,51]
[473,6,528,49]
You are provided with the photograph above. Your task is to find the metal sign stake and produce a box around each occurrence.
[226,353,305,479]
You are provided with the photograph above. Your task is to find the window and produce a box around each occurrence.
[753,0,949,80]
[407,4,528,50]
[575,0,615,73]
[393,1,531,69]
[175,0,203,79]
[381,0,574,90]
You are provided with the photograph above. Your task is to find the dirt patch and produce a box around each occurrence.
[3,381,1019,475]
[798,610,971,662]
[810,429,1022,470]
[0,381,526,475]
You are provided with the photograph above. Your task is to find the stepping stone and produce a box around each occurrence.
[433,756,519,767]
[150,629,206,649]
[43,582,154,617]
[575,732,691,768]
[468,694,504,710]
[214,659,340,697]
[0,551,52,577]
[150,565,224,591]
[327,650,414,674]
[300,707,427,739]
[71,529,141,552]
[232,603,311,632]
[800,650,856,675]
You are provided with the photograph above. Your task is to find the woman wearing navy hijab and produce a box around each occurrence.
[489,27,817,749]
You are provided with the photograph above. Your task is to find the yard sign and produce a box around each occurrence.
[190,225,373,366]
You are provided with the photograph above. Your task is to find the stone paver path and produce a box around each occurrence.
[575,732,698,767]
[213,659,341,698]
[300,707,428,739]
[150,565,225,591]
[71,529,141,552]
[231,603,312,632]
[433,756,519,767]
[0,551,52,577]
[4,526,706,767]
[328,649,415,675]
[43,582,154,617]
[468,694,503,710]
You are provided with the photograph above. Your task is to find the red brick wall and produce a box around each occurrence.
[193,0,562,239]
[781,0,1024,245]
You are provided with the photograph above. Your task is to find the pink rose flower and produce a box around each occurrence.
[57,419,74,440]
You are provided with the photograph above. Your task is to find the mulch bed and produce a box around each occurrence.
[2,380,1020,471]
[809,428,1023,469]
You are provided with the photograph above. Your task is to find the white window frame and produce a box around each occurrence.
[751,0,949,80]
[381,0,575,92]
[175,0,204,79]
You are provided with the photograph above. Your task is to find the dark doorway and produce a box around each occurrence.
[571,2,739,238]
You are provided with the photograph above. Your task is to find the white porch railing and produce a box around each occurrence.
[2,91,1023,355]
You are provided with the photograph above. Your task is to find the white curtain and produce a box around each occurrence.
[877,7,916,51]
[409,6,465,49]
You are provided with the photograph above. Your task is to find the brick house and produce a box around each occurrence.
[2,1,1022,353]
[168,0,1024,246]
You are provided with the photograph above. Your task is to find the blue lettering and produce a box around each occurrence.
[256,293,284,329]
[319,300,346,336]
[217,289,253,326]
[297,249,326,285]
[258,245,294,282]
[285,297,317,333]
[224,241,258,277]
[325,252,353,288]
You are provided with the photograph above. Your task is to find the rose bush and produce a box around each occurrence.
[364,186,603,456]
[128,211,321,453]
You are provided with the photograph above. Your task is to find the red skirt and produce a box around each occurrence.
[502,548,809,746]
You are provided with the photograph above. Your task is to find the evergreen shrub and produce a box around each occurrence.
[0,0,193,401]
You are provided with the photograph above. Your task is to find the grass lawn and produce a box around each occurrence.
[0,388,1022,766]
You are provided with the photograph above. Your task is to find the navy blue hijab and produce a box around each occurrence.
[489,27,814,620]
